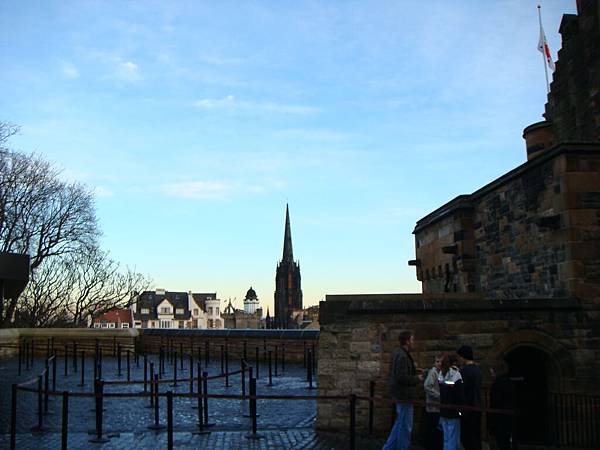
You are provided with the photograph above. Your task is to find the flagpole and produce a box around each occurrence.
[538,5,550,93]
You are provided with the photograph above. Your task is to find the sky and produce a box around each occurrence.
[0,0,575,312]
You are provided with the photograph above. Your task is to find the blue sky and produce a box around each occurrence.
[0,0,574,312]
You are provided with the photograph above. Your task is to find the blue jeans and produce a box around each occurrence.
[439,417,461,450]
[382,403,413,450]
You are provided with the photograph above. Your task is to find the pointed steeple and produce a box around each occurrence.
[282,204,294,262]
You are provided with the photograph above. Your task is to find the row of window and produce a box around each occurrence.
[94,322,130,329]
[140,307,209,316]
[136,319,221,329]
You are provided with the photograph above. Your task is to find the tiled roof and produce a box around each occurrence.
[93,309,133,325]
[132,290,217,321]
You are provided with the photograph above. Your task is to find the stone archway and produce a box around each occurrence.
[488,330,574,446]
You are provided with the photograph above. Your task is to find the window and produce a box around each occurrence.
[109,323,115,328]
[208,319,213,328]
[122,323,129,329]
[141,308,149,314]
[215,307,219,315]
[178,321,184,329]
[193,308,198,316]
[208,307,213,315]
[176,308,184,314]
[160,307,171,314]
[94,323,100,328]
[160,320,171,328]
[142,321,148,329]
[215,319,221,328]
[151,321,156,328]
[101,323,108,328]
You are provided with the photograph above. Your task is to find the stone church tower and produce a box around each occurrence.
[274,204,302,328]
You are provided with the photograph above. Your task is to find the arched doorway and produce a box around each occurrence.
[504,345,556,446]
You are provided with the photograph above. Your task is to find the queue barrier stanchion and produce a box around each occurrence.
[255,347,260,379]
[172,350,178,387]
[189,356,194,395]
[245,376,263,440]
[61,391,69,450]
[274,346,278,377]
[205,340,209,366]
[52,355,57,391]
[179,342,184,371]
[225,348,230,388]
[220,345,224,375]
[44,364,50,413]
[31,375,47,433]
[243,366,253,418]
[10,384,17,450]
[117,343,122,377]
[268,351,273,386]
[89,379,109,443]
[192,363,210,435]
[167,391,174,450]
[241,359,246,398]
[203,371,215,427]
[127,350,131,382]
[143,355,148,393]
[148,374,165,430]
[73,342,78,372]
[147,363,155,409]
[78,351,86,387]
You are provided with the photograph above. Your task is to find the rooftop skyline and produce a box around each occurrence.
[0,1,574,312]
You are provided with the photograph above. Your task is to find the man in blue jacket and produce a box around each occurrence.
[382,331,423,450]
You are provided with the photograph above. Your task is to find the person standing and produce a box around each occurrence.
[424,355,443,450]
[457,345,482,450]
[488,359,515,450]
[438,354,465,450]
[382,330,423,450]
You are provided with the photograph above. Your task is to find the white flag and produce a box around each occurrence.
[538,23,555,71]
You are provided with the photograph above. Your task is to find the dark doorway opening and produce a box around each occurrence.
[505,346,551,445]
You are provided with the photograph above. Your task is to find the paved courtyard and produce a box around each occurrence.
[0,354,385,449]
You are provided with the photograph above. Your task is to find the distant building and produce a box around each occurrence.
[290,305,319,329]
[92,308,133,329]
[130,288,223,329]
[274,205,303,328]
[222,288,265,329]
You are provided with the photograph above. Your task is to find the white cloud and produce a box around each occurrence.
[61,61,79,79]
[193,95,317,115]
[161,180,235,200]
[116,60,141,82]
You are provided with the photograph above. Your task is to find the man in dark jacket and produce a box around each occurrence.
[457,345,482,450]
[382,331,423,450]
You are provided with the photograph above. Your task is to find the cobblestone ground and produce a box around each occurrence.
[0,355,386,449]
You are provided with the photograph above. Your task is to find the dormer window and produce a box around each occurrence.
[160,307,171,314]
[176,308,184,314]
[193,308,198,316]
[141,308,149,314]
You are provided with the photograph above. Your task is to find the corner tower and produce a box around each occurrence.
[274,204,303,328]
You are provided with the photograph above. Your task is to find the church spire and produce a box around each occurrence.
[282,204,294,262]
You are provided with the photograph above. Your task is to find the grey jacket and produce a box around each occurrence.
[388,347,419,401]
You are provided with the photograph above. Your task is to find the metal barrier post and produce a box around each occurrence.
[172,350,178,387]
[148,374,165,430]
[268,351,273,386]
[303,341,307,368]
[31,376,46,433]
[159,347,164,377]
[180,342,184,371]
[274,346,278,377]
[225,347,230,388]
[117,343,122,377]
[307,349,314,389]
[167,391,173,450]
[202,371,215,427]
[52,355,57,391]
[44,364,50,413]
[112,336,116,357]
[148,363,154,408]
[189,356,194,394]
[192,363,210,435]
[369,380,375,435]
[127,349,131,382]
[349,394,356,450]
[282,343,285,373]
[241,359,246,398]
[220,345,224,375]
[197,346,202,370]
[144,356,148,393]
[61,391,69,450]
[255,347,260,378]
[245,376,263,440]
[243,341,247,361]
[89,379,109,443]
[18,341,22,375]
[78,351,85,387]
[205,340,209,366]
[73,342,77,372]
[10,384,17,450]
[64,344,68,377]
[312,344,316,374]
[98,348,103,380]
[51,337,55,355]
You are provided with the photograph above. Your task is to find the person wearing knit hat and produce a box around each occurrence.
[457,345,482,450]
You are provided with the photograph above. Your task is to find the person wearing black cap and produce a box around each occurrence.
[457,345,482,450]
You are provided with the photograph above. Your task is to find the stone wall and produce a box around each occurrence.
[317,294,599,437]
[414,144,600,305]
